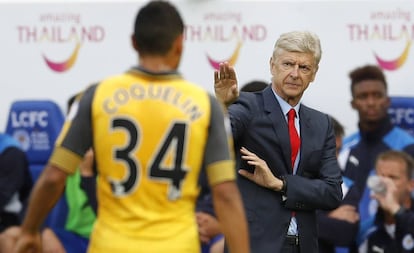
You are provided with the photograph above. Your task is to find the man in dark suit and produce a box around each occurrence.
[214,30,343,253]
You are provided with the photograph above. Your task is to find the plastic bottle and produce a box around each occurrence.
[367,175,386,195]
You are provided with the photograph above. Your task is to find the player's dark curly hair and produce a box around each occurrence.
[349,65,387,96]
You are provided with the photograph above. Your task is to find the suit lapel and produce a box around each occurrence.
[296,105,315,175]
[262,88,292,174]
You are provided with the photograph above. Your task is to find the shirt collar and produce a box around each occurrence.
[271,87,301,119]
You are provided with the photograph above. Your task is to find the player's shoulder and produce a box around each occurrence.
[98,72,133,85]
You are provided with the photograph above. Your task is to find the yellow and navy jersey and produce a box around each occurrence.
[49,67,235,253]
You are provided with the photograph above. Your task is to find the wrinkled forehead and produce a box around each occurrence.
[274,50,316,65]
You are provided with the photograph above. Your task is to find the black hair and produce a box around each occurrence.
[240,80,269,92]
[349,65,387,96]
[133,1,184,56]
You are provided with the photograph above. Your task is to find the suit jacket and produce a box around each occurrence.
[226,87,343,253]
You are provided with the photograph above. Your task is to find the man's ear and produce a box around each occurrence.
[131,34,138,51]
[269,57,275,75]
[173,34,183,56]
[351,100,356,110]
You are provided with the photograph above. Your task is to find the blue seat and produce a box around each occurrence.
[389,96,414,136]
[5,99,68,228]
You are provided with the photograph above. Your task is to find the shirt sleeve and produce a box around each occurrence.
[203,94,236,186]
[49,84,97,174]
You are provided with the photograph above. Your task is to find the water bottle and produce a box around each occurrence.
[367,175,387,195]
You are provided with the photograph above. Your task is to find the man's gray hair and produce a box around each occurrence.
[272,31,322,66]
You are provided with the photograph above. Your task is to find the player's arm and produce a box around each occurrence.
[22,164,68,232]
[14,164,68,253]
[15,144,84,253]
[21,137,90,235]
[211,180,249,253]
[204,95,250,253]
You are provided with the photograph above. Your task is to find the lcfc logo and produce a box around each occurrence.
[17,13,105,73]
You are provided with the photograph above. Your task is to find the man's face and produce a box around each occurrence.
[351,80,390,124]
[376,158,413,204]
[270,50,317,105]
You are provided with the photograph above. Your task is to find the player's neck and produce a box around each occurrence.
[138,56,177,73]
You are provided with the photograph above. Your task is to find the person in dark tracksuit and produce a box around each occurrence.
[361,150,414,253]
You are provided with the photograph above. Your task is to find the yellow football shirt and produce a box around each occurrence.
[49,67,235,253]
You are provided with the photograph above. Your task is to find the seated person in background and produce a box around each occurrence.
[317,116,360,253]
[196,80,268,253]
[238,80,269,92]
[360,150,414,253]
[0,132,32,232]
[0,148,96,253]
[197,187,225,253]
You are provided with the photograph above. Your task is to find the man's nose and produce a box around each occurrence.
[289,65,299,79]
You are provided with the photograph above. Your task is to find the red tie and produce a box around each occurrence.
[288,109,300,169]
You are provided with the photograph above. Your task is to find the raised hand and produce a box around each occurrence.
[213,62,239,107]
